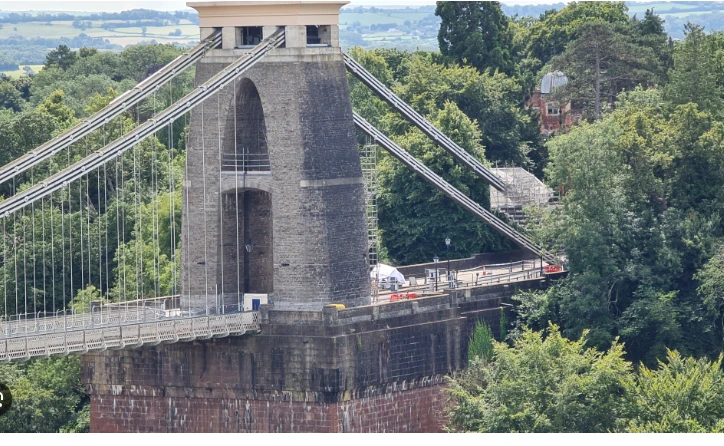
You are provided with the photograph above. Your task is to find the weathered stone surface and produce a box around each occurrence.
[180,48,369,311]
[84,279,548,432]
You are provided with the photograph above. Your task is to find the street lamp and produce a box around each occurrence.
[433,255,439,292]
[445,237,451,287]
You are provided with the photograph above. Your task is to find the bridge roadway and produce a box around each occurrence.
[374,259,549,303]
[0,301,259,362]
[0,259,552,362]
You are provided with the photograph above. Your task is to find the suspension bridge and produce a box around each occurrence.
[0,7,557,364]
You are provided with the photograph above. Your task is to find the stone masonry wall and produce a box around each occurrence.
[84,278,549,432]
[181,49,369,311]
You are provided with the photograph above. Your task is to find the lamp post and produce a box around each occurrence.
[243,238,254,296]
[445,237,451,288]
[433,255,439,292]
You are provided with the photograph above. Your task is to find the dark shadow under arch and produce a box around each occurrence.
[220,188,273,295]
[223,78,269,172]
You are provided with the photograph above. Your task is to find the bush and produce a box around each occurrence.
[467,321,494,361]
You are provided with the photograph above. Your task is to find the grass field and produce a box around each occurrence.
[0,21,198,45]
[1,65,43,78]
[661,10,724,17]
[339,11,432,29]
[627,2,702,14]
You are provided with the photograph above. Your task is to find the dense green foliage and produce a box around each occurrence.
[0,42,192,432]
[435,2,516,76]
[550,20,662,120]
[347,44,537,264]
[3,1,724,433]
[665,23,724,114]
[519,86,724,365]
[448,325,724,433]
[467,322,494,361]
[0,356,89,432]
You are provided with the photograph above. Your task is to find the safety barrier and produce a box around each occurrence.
[0,311,259,362]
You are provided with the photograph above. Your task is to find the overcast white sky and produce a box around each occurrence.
[0,0,575,13]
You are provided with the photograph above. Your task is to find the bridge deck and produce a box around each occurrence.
[0,306,259,362]
[0,258,554,362]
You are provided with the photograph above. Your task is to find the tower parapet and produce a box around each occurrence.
[190,1,346,49]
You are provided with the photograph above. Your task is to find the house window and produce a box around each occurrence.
[546,102,561,116]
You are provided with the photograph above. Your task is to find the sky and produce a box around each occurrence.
[0,0,573,13]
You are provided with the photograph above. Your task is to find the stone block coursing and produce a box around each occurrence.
[180,48,369,311]
[84,278,548,432]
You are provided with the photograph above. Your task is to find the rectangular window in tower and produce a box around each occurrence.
[306,25,321,45]
[306,25,332,46]
[237,27,263,48]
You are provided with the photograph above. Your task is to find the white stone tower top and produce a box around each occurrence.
[187,1,347,48]
[187,1,348,27]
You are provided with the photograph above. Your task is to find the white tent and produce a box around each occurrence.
[371,263,405,286]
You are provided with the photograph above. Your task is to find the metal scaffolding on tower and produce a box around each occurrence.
[360,137,380,302]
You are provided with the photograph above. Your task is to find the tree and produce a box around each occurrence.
[522,1,630,68]
[0,356,89,433]
[0,81,23,112]
[78,47,98,58]
[631,9,674,81]
[447,324,632,433]
[626,350,724,432]
[534,90,724,362]
[448,325,724,433]
[44,45,77,71]
[346,46,393,130]
[551,21,660,120]
[467,321,494,361]
[36,90,75,127]
[394,52,536,164]
[665,24,723,114]
[119,43,184,81]
[435,1,516,75]
[695,246,724,344]
[377,101,511,264]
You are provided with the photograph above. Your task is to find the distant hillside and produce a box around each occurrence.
[624,1,724,39]
[5,2,724,76]
[501,3,566,18]
[339,5,439,51]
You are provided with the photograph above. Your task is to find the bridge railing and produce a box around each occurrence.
[0,311,260,362]
[0,295,254,340]
[221,152,271,172]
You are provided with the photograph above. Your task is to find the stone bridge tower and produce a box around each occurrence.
[181,1,370,311]
[82,2,545,433]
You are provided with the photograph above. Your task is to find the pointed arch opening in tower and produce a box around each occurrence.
[223,79,269,172]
